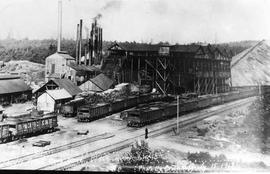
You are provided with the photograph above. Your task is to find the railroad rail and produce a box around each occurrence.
[0,133,114,169]
[37,97,255,171]
[0,97,255,170]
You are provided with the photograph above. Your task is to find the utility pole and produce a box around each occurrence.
[177,95,179,134]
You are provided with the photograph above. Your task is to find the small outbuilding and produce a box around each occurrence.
[37,89,72,113]
[79,73,114,92]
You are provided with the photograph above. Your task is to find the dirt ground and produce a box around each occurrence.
[2,97,270,172]
[0,103,127,164]
[82,97,270,172]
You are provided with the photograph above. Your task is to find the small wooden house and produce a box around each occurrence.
[37,89,72,113]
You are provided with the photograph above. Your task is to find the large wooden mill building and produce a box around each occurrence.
[102,42,232,95]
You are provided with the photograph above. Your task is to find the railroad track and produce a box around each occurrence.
[40,97,255,171]
[0,132,115,169]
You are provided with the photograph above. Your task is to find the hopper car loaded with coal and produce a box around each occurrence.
[0,113,58,143]
[76,93,170,122]
[126,86,270,127]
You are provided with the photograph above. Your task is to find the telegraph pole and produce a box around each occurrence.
[177,95,179,134]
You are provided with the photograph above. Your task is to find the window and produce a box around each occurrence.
[51,64,55,74]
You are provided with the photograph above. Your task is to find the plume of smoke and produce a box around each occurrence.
[94,13,102,20]
[102,0,122,11]
[94,0,122,21]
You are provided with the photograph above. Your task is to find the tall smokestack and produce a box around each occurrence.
[100,28,103,60]
[75,24,80,64]
[57,0,62,52]
[79,19,83,65]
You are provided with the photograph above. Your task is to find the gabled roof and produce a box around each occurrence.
[80,73,114,92]
[0,79,31,94]
[46,52,75,60]
[52,79,82,96]
[46,89,72,101]
[34,78,82,96]
[90,73,114,91]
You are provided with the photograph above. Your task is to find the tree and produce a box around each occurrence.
[116,140,172,172]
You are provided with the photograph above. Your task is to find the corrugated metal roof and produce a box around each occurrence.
[0,79,31,94]
[46,89,72,101]
[52,79,82,96]
[80,73,113,92]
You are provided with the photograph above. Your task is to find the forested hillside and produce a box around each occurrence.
[0,39,258,64]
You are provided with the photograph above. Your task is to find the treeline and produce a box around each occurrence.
[0,39,259,64]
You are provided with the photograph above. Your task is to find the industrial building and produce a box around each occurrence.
[0,75,32,104]
[102,42,232,95]
[45,18,102,85]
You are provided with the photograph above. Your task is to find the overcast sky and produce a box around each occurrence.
[0,0,269,44]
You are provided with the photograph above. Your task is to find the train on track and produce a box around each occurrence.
[77,93,170,122]
[0,113,58,143]
[126,86,270,127]
[60,98,85,117]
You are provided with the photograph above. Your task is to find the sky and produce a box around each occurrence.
[0,0,270,44]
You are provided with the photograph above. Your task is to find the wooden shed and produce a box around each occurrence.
[37,89,72,113]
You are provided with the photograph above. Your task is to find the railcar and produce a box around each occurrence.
[77,94,166,122]
[61,98,85,117]
[0,114,58,143]
[110,98,126,113]
[127,106,164,127]
[0,123,10,143]
[77,103,110,122]
[126,87,269,127]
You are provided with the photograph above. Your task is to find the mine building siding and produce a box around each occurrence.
[104,43,231,95]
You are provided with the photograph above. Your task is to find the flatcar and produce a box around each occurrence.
[0,114,58,143]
